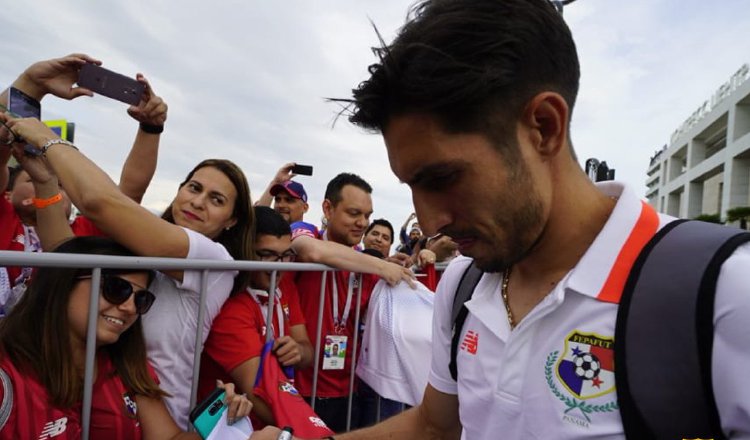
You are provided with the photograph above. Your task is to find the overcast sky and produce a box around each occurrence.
[3,0,750,248]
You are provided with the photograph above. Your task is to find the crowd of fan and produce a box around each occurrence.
[0,54,455,438]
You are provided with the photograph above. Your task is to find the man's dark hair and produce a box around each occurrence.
[324,172,373,206]
[344,0,580,158]
[365,218,395,244]
[254,206,291,238]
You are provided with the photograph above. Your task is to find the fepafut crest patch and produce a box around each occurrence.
[545,330,618,427]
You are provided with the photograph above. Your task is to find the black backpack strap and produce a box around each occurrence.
[449,261,484,382]
[616,220,750,440]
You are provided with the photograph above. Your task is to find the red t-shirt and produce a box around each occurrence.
[289,226,380,398]
[0,353,158,440]
[198,275,305,401]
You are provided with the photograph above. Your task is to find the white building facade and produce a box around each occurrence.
[646,64,750,223]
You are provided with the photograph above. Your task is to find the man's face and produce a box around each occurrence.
[408,227,421,241]
[363,224,393,256]
[250,233,294,290]
[274,190,308,223]
[383,114,547,272]
[324,185,373,247]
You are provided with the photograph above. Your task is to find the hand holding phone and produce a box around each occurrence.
[7,87,44,156]
[189,388,253,439]
[77,64,145,105]
[290,164,313,176]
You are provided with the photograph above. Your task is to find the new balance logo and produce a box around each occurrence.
[460,330,479,354]
[39,417,68,439]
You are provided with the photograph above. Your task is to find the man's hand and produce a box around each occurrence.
[249,426,285,439]
[271,162,297,186]
[127,74,168,127]
[15,53,102,101]
[216,380,253,425]
[426,234,458,262]
[386,252,412,267]
[380,260,417,288]
[273,335,302,367]
[415,249,437,268]
[11,145,56,186]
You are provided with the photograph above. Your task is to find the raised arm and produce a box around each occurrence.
[118,74,168,203]
[7,53,101,102]
[1,53,101,190]
[11,149,73,250]
[400,212,416,245]
[250,384,461,440]
[291,234,415,287]
[255,162,296,207]
[5,116,190,261]
[0,147,10,194]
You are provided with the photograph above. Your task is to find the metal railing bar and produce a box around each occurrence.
[345,273,364,432]
[265,271,278,343]
[81,267,102,440]
[310,271,327,410]
[189,270,210,414]
[0,251,332,272]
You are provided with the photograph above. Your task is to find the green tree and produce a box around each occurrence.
[693,213,723,224]
[726,206,750,229]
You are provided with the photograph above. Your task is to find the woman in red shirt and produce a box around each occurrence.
[0,236,250,439]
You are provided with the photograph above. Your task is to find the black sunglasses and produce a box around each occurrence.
[78,274,155,314]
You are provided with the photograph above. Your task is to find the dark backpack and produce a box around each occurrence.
[449,219,750,440]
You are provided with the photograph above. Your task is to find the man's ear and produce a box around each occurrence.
[303,202,309,213]
[520,92,569,159]
[322,199,333,220]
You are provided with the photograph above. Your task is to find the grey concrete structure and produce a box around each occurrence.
[646,63,750,225]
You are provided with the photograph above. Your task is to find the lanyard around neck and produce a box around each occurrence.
[330,272,356,333]
[247,288,285,338]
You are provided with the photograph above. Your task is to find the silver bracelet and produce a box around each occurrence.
[40,139,78,156]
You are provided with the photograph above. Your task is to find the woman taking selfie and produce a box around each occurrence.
[0,237,251,439]
[3,113,255,428]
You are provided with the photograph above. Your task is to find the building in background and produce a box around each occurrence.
[646,63,750,226]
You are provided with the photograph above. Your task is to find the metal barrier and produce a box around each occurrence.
[0,250,442,438]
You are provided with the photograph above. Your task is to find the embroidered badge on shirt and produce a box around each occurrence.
[278,380,301,396]
[123,393,138,419]
[545,330,619,428]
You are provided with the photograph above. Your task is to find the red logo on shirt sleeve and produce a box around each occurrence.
[460,330,479,355]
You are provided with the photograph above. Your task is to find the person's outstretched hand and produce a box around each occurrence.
[15,53,102,101]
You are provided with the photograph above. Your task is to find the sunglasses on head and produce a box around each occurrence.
[77,274,155,314]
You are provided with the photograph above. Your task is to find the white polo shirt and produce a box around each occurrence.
[428,182,750,440]
[357,279,435,406]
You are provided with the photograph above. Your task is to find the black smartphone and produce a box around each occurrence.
[8,87,42,155]
[8,87,41,119]
[291,164,313,176]
[77,64,145,105]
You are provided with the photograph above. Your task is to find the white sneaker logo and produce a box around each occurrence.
[38,416,68,439]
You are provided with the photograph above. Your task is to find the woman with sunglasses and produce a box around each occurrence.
[0,236,252,439]
[3,114,255,429]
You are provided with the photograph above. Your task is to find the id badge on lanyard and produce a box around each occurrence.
[324,272,356,370]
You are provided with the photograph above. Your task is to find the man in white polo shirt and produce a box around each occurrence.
[248,0,750,439]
